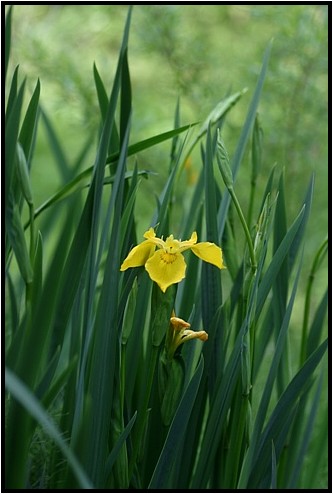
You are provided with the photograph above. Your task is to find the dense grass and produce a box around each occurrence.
[5,5,328,490]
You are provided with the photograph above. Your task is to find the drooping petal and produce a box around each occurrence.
[120,240,155,271]
[179,329,209,343]
[170,316,191,330]
[145,251,187,292]
[191,242,225,269]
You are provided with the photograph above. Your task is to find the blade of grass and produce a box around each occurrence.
[5,81,25,213]
[28,122,196,224]
[273,171,290,395]
[40,109,72,181]
[201,125,222,333]
[93,62,120,153]
[5,367,93,489]
[180,89,247,172]
[271,441,277,489]
[248,339,327,488]
[255,205,305,319]
[190,324,242,488]
[68,28,133,484]
[5,6,13,83]
[218,41,272,239]
[286,367,326,487]
[188,257,266,490]
[288,173,314,270]
[84,124,131,485]
[105,412,137,480]
[153,128,190,235]
[120,47,131,144]
[93,62,109,123]
[5,64,19,119]
[148,357,204,489]
[306,288,328,357]
[19,79,40,165]
[237,253,304,488]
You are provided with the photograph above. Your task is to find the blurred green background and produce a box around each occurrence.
[7,4,328,302]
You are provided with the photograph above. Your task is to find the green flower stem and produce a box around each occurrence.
[247,179,256,228]
[228,185,257,274]
[300,237,328,366]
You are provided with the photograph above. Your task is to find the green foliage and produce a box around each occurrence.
[5,6,328,490]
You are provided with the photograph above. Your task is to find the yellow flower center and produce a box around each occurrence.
[160,252,178,264]
[164,238,180,253]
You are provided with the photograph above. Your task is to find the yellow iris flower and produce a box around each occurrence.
[120,227,225,292]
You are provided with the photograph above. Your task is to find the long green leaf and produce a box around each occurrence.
[201,125,222,336]
[120,47,132,144]
[5,81,25,213]
[40,109,71,181]
[273,171,290,395]
[190,317,245,487]
[237,253,304,488]
[5,368,93,489]
[218,41,272,238]
[248,339,327,487]
[255,205,305,319]
[5,200,33,283]
[288,174,314,270]
[148,357,204,489]
[5,64,19,121]
[306,288,328,357]
[28,122,196,224]
[19,78,40,164]
[286,368,326,487]
[105,412,137,479]
[93,62,109,123]
[5,6,13,83]
[82,7,133,477]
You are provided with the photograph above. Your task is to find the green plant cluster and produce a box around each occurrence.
[5,6,328,490]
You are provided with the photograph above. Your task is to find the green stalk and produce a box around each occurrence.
[229,187,257,274]
[247,180,256,229]
[217,131,256,273]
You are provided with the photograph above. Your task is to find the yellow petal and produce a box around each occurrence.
[120,240,155,271]
[191,242,225,269]
[178,231,198,252]
[145,251,186,292]
[170,316,191,330]
[143,227,156,240]
[179,329,209,343]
